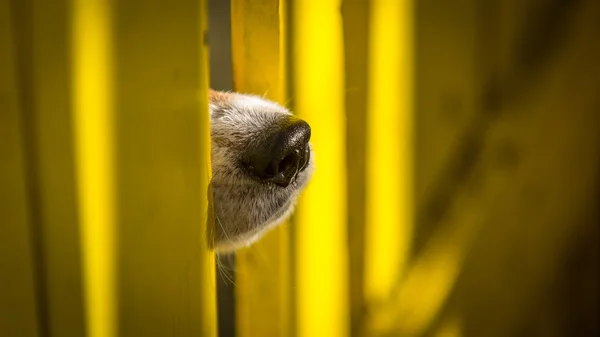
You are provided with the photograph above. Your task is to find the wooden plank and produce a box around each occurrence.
[340,0,369,335]
[0,2,40,335]
[285,0,349,336]
[230,0,292,336]
[365,0,600,335]
[363,0,415,308]
[107,0,217,335]
[3,0,87,335]
[72,0,218,335]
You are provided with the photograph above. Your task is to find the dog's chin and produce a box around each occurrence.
[212,163,313,253]
[213,197,296,254]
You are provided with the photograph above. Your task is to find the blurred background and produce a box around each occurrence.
[1,0,599,336]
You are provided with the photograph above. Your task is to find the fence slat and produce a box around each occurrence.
[2,0,87,335]
[71,0,117,335]
[363,0,415,308]
[103,0,217,335]
[4,0,234,335]
[230,0,292,336]
[339,0,370,335]
[284,0,349,336]
[0,3,41,336]
[3,0,218,335]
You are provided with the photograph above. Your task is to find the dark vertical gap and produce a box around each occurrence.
[8,0,50,336]
[340,1,370,336]
[207,0,236,336]
[208,0,233,92]
[214,253,236,337]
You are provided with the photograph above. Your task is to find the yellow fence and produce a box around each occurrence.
[2,0,599,336]
[2,0,216,336]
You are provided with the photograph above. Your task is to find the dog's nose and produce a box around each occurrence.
[244,116,311,187]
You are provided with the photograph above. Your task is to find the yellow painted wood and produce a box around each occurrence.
[340,1,415,334]
[364,0,415,303]
[71,0,117,335]
[423,1,600,336]
[110,0,217,335]
[230,0,291,336]
[284,0,349,336]
[29,2,88,336]
[2,0,87,335]
[0,4,40,335]
[72,0,217,336]
[230,0,283,100]
[339,1,369,335]
[434,316,463,337]
[364,1,600,336]
[366,209,481,336]
[360,1,482,335]
[5,0,220,335]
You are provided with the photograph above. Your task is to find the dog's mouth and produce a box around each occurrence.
[210,182,301,253]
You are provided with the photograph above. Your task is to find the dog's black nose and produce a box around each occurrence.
[244,116,311,187]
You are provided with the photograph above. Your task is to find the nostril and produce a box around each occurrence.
[271,150,301,186]
[243,116,311,187]
[278,151,299,174]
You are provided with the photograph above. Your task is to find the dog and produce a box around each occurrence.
[208,90,314,253]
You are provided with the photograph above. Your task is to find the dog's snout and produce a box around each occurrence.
[244,116,311,187]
